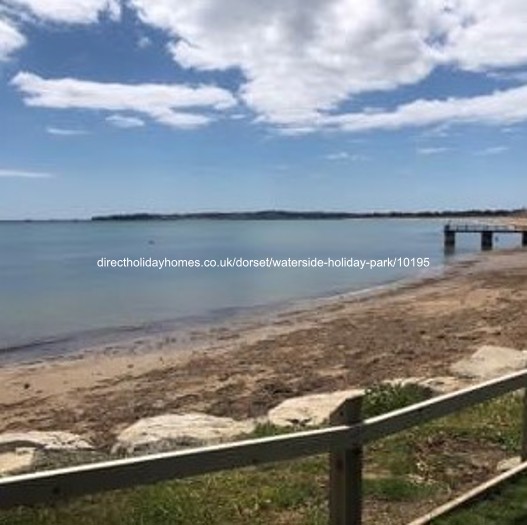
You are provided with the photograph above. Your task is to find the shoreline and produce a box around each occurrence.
[1,248,526,447]
[0,249,460,367]
[2,215,524,365]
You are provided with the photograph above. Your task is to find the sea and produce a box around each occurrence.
[0,219,520,363]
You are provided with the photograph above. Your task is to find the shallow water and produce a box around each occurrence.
[0,218,520,358]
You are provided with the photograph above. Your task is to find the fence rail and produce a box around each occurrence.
[2,369,527,524]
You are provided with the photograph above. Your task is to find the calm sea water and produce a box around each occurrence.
[0,219,520,360]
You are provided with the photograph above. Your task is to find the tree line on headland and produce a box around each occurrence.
[91,209,527,221]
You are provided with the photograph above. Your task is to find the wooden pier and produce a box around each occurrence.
[444,223,527,250]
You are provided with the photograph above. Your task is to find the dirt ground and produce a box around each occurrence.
[1,249,527,448]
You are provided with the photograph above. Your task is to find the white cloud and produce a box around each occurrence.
[106,114,145,128]
[436,1,527,72]
[417,146,450,155]
[0,0,120,59]
[137,35,151,49]
[420,124,451,139]
[229,113,246,120]
[46,126,88,136]
[131,0,440,127]
[325,151,367,161]
[325,152,349,161]
[128,0,527,130]
[0,168,54,178]
[6,0,527,135]
[0,17,25,60]
[475,146,509,156]
[3,0,120,24]
[11,72,237,129]
[320,84,527,133]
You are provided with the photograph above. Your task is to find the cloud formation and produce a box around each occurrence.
[475,146,509,156]
[131,0,438,127]
[6,0,527,133]
[129,0,527,131]
[46,126,88,136]
[417,147,450,155]
[320,84,527,133]
[325,152,350,161]
[11,72,237,129]
[0,17,25,60]
[0,168,54,178]
[0,0,120,61]
[106,114,145,128]
[437,1,527,71]
[3,0,120,24]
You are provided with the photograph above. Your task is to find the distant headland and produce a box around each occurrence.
[91,209,526,221]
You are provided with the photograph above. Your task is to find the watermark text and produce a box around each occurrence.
[97,256,431,270]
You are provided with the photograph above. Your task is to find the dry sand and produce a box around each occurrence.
[1,249,526,448]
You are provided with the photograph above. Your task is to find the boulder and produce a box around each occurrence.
[450,345,527,380]
[113,413,256,454]
[384,376,469,396]
[0,448,37,476]
[267,389,363,427]
[496,456,521,473]
[0,431,93,453]
[420,376,470,394]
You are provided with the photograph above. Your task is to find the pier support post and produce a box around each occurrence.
[444,229,456,249]
[523,232,527,248]
[481,231,493,250]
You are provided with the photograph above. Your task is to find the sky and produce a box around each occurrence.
[1,0,527,219]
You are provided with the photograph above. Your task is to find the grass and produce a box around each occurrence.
[0,385,523,525]
[362,382,432,418]
[434,474,527,525]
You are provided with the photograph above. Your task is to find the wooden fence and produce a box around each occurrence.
[2,369,527,524]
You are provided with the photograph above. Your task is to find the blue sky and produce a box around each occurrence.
[1,0,527,219]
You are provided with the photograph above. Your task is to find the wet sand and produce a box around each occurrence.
[1,248,526,447]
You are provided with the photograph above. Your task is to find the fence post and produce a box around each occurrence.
[521,387,527,461]
[329,395,364,525]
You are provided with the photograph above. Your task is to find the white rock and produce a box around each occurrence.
[496,456,521,473]
[267,390,363,427]
[0,431,92,453]
[420,376,470,394]
[113,413,256,454]
[382,377,426,388]
[385,376,469,396]
[450,345,527,380]
[0,448,37,476]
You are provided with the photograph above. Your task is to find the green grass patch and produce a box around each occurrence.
[363,382,432,418]
[365,477,438,502]
[433,473,527,525]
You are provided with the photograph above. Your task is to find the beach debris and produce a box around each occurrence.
[0,431,93,453]
[496,456,521,473]
[267,389,363,427]
[0,448,37,476]
[112,413,256,455]
[450,345,527,380]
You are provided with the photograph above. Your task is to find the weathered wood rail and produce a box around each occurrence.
[2,369,527,524]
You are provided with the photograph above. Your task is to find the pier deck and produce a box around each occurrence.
[444,222,527,250]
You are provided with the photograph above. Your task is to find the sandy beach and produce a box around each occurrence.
[1,248,526,448]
